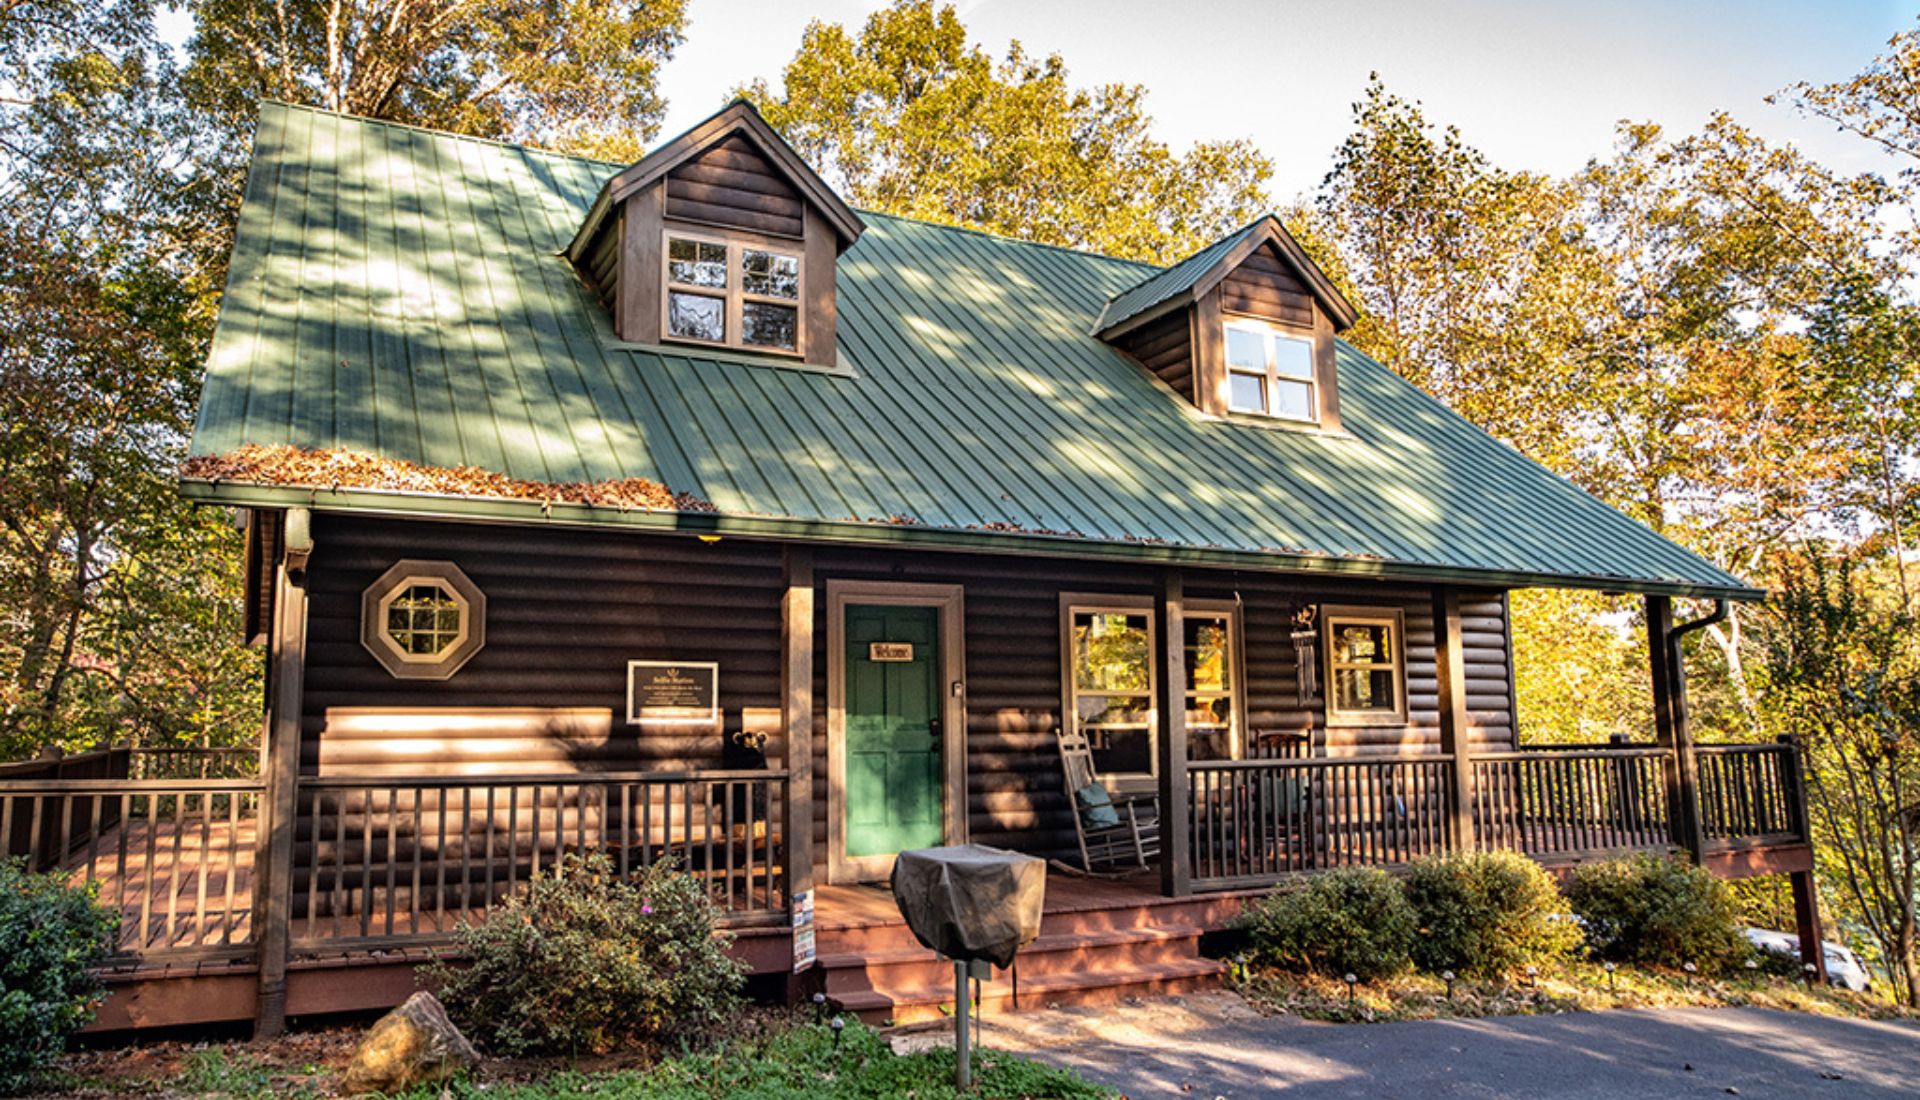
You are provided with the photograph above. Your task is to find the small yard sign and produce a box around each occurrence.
[869,642,914,662]
[792,889,815,971]
[626,661,719,725]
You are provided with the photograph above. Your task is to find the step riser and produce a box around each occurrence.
[818,900,1244,953]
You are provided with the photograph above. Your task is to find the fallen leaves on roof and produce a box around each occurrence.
[181,445,717,513]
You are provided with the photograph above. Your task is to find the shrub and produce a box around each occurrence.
[1563,853,1747,972]
[1239,867,1414,981]
[425,853,745,1055]
[0,859,119,1091]
[1404,850,1582,979]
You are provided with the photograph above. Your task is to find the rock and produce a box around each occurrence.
[342,991,479,1096]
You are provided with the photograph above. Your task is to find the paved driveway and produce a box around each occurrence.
[965,995,1920,1099]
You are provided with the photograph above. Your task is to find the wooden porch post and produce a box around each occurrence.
[781,547,815,912]
[1156,568,1191,897]
[1647,595,1707,863]
[1432,587,1476,852]
[254,509,311,1038]
[1782,734,1829,982]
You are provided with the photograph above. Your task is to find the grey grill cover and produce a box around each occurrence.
[889,844,1046,968]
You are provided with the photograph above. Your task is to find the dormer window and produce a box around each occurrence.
[664,232,804,353]
[1225,318,1317,422]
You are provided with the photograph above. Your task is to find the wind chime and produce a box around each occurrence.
[1291,605,1319,705]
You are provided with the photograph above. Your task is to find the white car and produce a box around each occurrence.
[1743,927,1874,992]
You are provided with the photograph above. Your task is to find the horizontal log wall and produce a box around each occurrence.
[302,517,1516,869]
[665,135,805,239]
[1112,309,1195,399]
[1219,244,1314,327]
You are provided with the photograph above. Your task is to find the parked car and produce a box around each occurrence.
[1743,927,1874,991]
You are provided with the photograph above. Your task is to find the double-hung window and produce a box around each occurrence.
[1224,317,1317,422]
[1323,606,1406,725]
[1183,602,1242,761]
[1063,597,1157,786]
[664,231,803,353]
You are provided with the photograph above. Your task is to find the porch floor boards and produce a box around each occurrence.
[59,816,259,957]
[814,873,1265,1025]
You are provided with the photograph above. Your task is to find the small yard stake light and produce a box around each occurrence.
[1525,966,1538,991]
[830,1015,845,1051]
[1344,973,1358,1005]
[813,992,827,1020]
[1803,962,1818,988]
[1442,970,1456,1000]
[1604,962,1617,993]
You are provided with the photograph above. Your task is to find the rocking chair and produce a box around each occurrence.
[1054,728,1160,874]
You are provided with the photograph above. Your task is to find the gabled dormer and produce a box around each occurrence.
[1095,217,1358,431]
[566,101,864,368]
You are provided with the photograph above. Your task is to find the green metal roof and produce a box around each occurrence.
[1092,220,1261,334]
[187,103,1758,600]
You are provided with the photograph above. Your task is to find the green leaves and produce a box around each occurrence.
[740,0,1271,264]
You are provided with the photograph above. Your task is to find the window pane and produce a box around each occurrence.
[1086,724,1153,777]
[1272,334,1314,379]
[1332,622,1393,666]
[1189,727,1234,761]
[1072,612,1150,692]
[1334,668,1398,713]
[1226,326,1267,369]
[742,300,799,350]
[667,291,724,341]
[1272,379,1314,421]
[1185,617,1231,693]
[667,238,727,288]
[1078,694,1151,729]
[742,249,800,299]
[1229,371,1267,413]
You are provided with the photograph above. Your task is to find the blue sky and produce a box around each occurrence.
[157,1,1916,200]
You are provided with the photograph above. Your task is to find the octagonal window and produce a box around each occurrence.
[361,560,486,680]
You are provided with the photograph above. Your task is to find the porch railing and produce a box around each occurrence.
[290,769,788,951]
[1186,756,1457,890]
[1697,743,1801,845]
[0,777,265,962]
[1471,748,1674,857]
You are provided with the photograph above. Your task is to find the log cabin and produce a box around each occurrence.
[2,99,1824,1033]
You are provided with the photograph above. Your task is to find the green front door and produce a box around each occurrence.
[844,604,944,860]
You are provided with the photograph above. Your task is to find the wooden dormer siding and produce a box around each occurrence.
[1111,309,1196,401]
[1219,243,1314,327]
[566,101,864,369]
[665,135,806,238]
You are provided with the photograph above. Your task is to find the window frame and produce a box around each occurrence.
[360,559,488,681]
[1182,598,1245,761]
[1321,605,1407,727]
[1059,593,1159,790]
[1222,314,1318,424]
[660,226,805,357]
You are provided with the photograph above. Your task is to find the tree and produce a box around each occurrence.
[737,0,1272,264]
[181,0,688,163]
[1760,551,1920,1004]
[0,2,256,756]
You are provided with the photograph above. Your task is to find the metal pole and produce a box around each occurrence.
[954,959,971,1090]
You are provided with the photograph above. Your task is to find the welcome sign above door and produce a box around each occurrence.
[627,661,719,725]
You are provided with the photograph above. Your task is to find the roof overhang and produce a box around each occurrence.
[565,99,865,263]
[180,478,1766,603]
[1095,215,1361,342]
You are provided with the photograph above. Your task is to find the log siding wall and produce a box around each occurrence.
[299,516,1515,865]
[664,135,806,239]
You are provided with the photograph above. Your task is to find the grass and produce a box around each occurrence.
[1231,960,1919,1025]
[395,1019,1111,1100]
[36,1017,1108,1099]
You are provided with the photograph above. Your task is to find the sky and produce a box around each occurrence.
[152,0,1916,201]
[650,0,1915,202]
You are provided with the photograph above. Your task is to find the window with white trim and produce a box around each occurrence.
[1064,600,1157,784]
[1224,317,1317,422]
[664,231,803,353]
[1323,607,1405,725]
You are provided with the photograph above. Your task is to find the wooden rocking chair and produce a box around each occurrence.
[1054,728,1160,874]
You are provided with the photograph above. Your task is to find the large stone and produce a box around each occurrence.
[342,991,480,1095]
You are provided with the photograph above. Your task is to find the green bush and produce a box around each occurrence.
[0,859,119,1091]
[1404,850,1582,979]
[1563,854,1747,972]
[1239,867,1414,981]
[425,853,745,1055]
